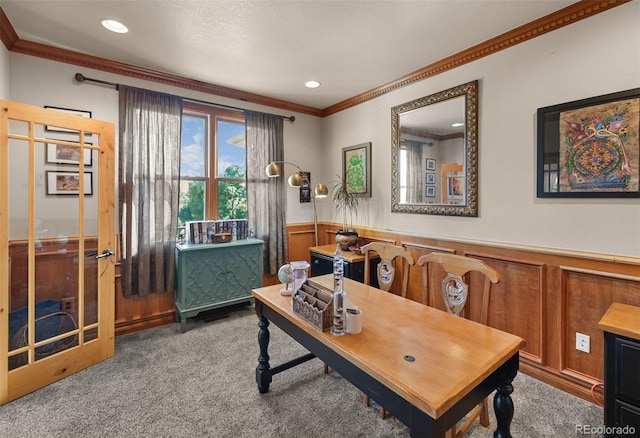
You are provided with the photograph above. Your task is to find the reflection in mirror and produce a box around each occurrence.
[391,80,478,216]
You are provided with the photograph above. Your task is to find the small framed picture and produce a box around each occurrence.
[44,106,92,134]
[426,158,436,171]
[343,142,372,197]
[46,140,93,166]
[426,173,436,184]
[46,171,93,196]
[425,186,436,197]
[299,171,311,203]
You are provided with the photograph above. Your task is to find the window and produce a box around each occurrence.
[178,103,247,230]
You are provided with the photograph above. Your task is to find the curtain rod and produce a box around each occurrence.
[73,73,296,122]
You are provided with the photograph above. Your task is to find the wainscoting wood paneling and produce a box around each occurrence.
[559,267,640,384]
[291,222,640,404]
[286,224,317,263]
[114,262,175,335]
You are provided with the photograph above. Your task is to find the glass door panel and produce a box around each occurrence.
[1,101,115,403]
[7,131,30,370]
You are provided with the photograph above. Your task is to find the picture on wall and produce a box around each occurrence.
[426,173,436,184]
[44,106,92,134]
[342,142,372,197]
[46,171,93,195]
[299,171,311,203]
[46,140,93,166]
[537,87,640,198]
[426,158,436,171]
[425,186,435,197]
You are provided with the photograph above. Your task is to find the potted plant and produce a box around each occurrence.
[331,173,360,250]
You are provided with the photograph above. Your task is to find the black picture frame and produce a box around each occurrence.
[299,171,311,203]
[45,139,93,166]
[536,88,640,198]
[44,106,92,134]
[46,170,93,196]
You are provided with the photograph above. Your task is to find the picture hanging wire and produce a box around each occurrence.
[73,73,296,122]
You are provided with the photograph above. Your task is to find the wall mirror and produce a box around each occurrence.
[391,80,478,216]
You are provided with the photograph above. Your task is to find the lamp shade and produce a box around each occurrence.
[265,162,280,178]
[314,183,328,198]
[287,172,304,187]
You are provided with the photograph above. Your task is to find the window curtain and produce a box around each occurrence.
[118,85,183,297]
[406,141,423,203]
[245,110,287,275]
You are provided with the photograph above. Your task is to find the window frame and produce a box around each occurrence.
[181,102,246,222]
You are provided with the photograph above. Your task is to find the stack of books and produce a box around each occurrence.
[186,219,249,244]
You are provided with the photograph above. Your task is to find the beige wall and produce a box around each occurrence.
[5,1,640,257]
[0,42,9,99]
[319,2,640,258]
[7,54,325,233]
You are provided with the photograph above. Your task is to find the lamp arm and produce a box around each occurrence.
[267,160,321,246]
[269,160,303,173]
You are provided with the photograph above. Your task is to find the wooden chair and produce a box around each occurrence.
[361,242,415,297]
[361,242,415,419]
[417,252,500,438]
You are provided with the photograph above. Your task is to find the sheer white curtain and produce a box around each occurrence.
[118,85,183,297]
[245,110,287,275]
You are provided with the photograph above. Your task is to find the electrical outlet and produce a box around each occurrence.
[60,296,76,314]
[576,332,590,353]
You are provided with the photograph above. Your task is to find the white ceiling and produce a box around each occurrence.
[0,0,575,110]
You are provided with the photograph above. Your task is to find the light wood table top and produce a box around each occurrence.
[253,274,525,419]
[598,302,640,340]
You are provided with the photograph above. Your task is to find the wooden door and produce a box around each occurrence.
[0,101,115,404]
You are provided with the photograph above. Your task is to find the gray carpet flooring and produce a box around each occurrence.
[0,304,604,437]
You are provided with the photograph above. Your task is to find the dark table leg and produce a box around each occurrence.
[255,304,271,394]
[493,354,519,438]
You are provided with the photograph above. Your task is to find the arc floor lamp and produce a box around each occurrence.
[265,161,328,247]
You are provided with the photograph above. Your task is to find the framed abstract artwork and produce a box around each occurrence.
[537,88,640,198]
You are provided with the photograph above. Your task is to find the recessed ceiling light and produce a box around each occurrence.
[101,19,129,34]
[451,122,464,127]
[305,80,321,89]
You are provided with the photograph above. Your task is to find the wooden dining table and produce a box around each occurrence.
[252,275,525,437]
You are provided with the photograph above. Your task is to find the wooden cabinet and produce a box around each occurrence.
[175,238,263,331]
[598,303,640,437]
[309,244,378,288]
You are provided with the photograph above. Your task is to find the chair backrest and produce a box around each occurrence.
[361,242,415,297]
[417,252,499,325]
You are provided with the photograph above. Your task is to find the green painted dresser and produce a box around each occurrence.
[175,238,263,331]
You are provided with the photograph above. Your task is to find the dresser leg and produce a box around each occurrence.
[256,309,272,394]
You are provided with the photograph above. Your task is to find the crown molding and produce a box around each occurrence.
[0,1,630,118]
[0,7,18,49]
[320,0,630,117]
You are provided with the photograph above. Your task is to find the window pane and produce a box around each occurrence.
[218,181,247,220]
[217,120,246,177]
[178,180,205,226]
[181,114,207,177]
